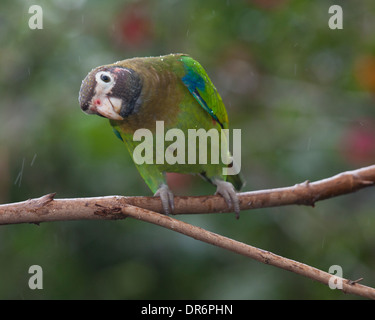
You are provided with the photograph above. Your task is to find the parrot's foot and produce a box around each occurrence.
[154,184,175,215]
[214,179,240,219]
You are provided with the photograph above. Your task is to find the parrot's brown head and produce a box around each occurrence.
[79,65,142,120]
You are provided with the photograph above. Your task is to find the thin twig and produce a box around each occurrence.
[121,204,375,300]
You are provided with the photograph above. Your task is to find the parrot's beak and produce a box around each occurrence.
[91,96,124,120]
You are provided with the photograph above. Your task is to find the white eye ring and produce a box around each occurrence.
[96,71,113,84]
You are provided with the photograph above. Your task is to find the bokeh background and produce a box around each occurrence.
[1,0,374,299]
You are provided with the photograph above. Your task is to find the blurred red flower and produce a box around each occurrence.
[113,2,154,49]
[341,119,375,165]
[166,172,193,195]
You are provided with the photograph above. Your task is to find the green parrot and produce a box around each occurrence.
[79,54,244,217]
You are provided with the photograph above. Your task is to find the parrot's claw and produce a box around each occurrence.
[154,184,175,215]
[214,179,240,219]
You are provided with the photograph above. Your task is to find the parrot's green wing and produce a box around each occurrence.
[179,55,244,191]
[179,55,229,129]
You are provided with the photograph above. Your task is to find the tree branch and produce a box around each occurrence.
[0,165,374,299]
[1,165,374,222]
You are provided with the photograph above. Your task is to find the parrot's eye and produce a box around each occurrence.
[100,74,111,83]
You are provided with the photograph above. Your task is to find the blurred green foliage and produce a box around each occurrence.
[0,0,374,299]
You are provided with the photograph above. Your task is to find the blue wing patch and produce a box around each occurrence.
[181,67,223,128]
[113,128,124,142]
[181,68,205,91]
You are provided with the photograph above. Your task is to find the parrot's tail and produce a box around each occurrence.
[226,172,245,191]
